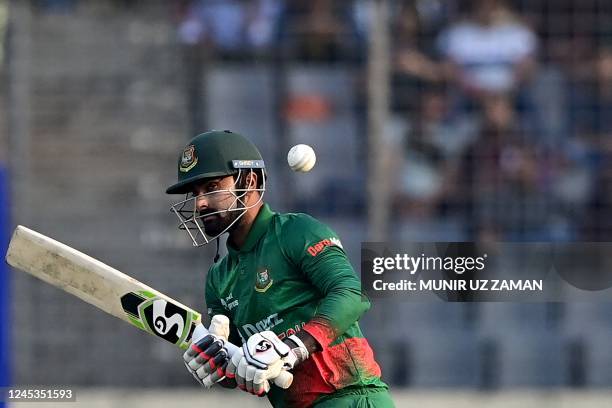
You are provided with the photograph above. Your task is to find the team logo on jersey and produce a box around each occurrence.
[179,144,198,172]
[255,268,273,292]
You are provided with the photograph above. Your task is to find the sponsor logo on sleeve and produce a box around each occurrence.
[307,237,343,256]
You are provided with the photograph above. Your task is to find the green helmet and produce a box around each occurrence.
[166,130,265,194]
[167,130,267,248]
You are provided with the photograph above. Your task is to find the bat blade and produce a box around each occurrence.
[6,225,200,349]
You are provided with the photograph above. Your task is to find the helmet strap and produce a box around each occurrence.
[213,237,221,263]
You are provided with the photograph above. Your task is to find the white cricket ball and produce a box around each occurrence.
[287,144,316,172]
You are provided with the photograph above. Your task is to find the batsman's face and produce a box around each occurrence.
[170,169,265,247]
[191,176,244,237]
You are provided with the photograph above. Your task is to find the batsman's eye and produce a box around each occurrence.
[206,183,219,192]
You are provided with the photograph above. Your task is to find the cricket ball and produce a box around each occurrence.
[287,144,316,172]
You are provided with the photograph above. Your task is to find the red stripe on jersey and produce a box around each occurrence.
[303,320,338,350]
[283,337,383,408]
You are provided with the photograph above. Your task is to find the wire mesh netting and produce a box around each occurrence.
[2,0,612,391]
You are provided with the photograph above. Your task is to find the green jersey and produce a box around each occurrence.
[205,204,388,407]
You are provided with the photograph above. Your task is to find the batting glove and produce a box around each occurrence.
[225,331,304,396]
[183,318,230,388]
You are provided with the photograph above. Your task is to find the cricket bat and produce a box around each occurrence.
[5,225,293,389]
[5,225,231,350]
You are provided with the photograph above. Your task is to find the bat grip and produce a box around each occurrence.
[192,322,240,356]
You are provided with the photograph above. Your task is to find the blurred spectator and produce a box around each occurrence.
[548,142,592,241]
[572,45,612,239]
[391,1,448,113]
[178,0,280,59]
[570,46,612,151]
[277,0,360,62]
[458,93,553,240]
[437,0,537,102]
[582,155,612,240]
[393,85,477,218]
[521,0,612,70]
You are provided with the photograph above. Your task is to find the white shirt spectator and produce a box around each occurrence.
[438,19,537,92]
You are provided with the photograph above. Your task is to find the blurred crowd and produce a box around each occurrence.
[174,0,361,61]
[386,0,611,242]
[172,0,612,242]
[35,0,612,242]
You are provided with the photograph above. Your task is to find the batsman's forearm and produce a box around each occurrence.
[304,287,370,348]
[302,248,371,348]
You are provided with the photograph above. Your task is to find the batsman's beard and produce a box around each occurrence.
[201,204,245,237]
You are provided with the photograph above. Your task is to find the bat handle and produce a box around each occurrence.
[273,370,293,389]
[193,316,241,356]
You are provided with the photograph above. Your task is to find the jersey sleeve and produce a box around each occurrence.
[280,215,370,350]
[204,267,242,345]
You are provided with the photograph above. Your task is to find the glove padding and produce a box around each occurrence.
[226,331,296,396]
[183,321,230,388]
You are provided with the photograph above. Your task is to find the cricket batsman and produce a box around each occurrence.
[166,130,394,407]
